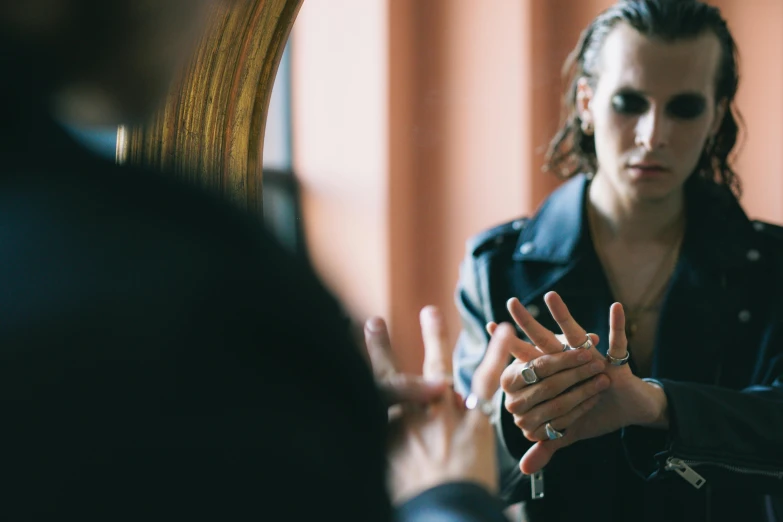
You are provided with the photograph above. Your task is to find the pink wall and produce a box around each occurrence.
[713,0,783,224]
[386,1,530,370]
[291,0,390,325]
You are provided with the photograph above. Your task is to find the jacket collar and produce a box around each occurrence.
[514,175,589,264]
[512,173,758,272]
[681,178,758,273]
[512,175,588,263]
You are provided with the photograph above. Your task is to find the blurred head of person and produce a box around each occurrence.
[0,0,223,125]
[545,0,742,204]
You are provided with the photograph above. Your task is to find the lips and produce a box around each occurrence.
[627,163,668,171]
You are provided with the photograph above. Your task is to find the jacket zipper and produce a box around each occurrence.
[530,470,545,499]
[665,457,783,489]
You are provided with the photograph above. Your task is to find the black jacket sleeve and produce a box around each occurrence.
[623,329,783,492]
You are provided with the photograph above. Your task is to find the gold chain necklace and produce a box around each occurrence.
[588,209,684,340]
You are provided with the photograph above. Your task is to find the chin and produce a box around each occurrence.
[621,172,686,202]
[625,180,684,203]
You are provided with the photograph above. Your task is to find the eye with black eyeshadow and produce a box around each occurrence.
[667,94,707,119]
[611,92,649,115]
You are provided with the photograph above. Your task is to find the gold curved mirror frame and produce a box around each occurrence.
[117,0,303,217]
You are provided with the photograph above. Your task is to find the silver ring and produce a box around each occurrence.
[561,343,569,352]
[465,393,494,417]
[568,336,593,351]
[606,350,630,366]
[520,361,540,385]
[545,422,565,440]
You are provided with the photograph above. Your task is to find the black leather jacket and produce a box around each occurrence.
[454,175,783,522]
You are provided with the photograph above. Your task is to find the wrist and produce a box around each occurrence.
[638,378,669,429]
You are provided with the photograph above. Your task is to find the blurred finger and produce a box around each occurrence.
[507,298,563,354]
[607,303,629,360]
[505,335,543,364]
[380,374,452,407]
[364,316,397,380]
[486,321,498,336]
[420,306,453,380]
[472,323,516,400]
[544,292,592,349]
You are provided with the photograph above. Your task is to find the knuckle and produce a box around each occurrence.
[528,360,543,379]
[532,355,553,376]
[517,416,535,433]
[500,366,516,391]
[522,428,539,442]
[505,393,529,414]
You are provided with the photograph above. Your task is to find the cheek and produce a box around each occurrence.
[594,113,637,160]
[669,121,711,162]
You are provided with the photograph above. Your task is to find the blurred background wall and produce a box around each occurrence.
[264,0,783,371]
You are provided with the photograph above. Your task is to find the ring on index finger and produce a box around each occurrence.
[520,361,540,385]
[566,336,593,351]
[606,350,630,366]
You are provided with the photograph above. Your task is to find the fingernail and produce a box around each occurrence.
[589,362,603,373]
[577,351,591,362]
[365,317,384,332]
[420,306,440,325]
[595,376,609,390]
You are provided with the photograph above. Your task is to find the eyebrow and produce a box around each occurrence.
[614,87,707,101]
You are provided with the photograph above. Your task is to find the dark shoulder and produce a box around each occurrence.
[465,217,528,258]
[749,220,783,272]
[751,220,783,242]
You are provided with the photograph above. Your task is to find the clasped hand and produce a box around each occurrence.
[487,292,669,474]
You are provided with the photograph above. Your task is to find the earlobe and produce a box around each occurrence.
[576,77,594,129]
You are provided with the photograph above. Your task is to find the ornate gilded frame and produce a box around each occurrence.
[117,0,303,217]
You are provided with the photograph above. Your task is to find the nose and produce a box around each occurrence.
[635,108,670,150]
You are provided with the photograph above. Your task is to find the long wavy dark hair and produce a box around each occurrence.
[545,0,744,196]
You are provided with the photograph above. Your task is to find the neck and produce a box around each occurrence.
[588,173,686,244]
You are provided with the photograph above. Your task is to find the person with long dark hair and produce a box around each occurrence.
[455,1,783,520]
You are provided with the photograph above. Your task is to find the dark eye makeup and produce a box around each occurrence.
[610,90,707,120]
[667,94,706,119]
[611,92,648,115]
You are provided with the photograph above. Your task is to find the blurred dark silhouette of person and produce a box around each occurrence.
[0,1,512,520]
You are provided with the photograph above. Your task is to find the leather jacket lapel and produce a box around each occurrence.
[504,176,590,311]
[653,179,762,384]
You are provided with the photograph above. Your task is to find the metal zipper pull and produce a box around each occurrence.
[666,458,707,489]
[530,470,545,499]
